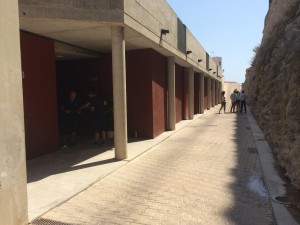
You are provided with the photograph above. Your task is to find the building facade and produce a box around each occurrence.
[1,0,223,224]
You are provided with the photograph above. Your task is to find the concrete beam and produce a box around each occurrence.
[111,26,128,160]
[0,1,28,225]
[19,0,124,22]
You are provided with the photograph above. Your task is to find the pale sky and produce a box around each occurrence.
[166,0,269,83]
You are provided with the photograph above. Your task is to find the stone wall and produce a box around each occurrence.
[244,1,300,189]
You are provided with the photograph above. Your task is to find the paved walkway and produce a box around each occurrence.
[30,107,283,225]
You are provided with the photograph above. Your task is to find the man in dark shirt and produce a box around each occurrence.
[61,90,81,148]
[85,90,107,146]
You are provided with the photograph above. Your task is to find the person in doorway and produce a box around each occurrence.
[61,90,81,148]
[240,90,247,113]
[83,90,107,146]
[219,91,226,114]
[230,90,237,113]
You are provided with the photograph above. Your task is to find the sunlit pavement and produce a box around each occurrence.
[30,107,279,225]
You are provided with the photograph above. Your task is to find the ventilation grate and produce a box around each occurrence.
[248,147,258,154]
[30,218,76,225]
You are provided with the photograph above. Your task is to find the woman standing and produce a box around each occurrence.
[219,91,226,114]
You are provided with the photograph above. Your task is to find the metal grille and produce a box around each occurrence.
[30,218,76,225]
[248,147,258,154]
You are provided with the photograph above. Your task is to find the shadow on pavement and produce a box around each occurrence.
[27,138,115,183]
[224,113,275,225]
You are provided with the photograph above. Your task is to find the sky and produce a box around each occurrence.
[166,0,269,83]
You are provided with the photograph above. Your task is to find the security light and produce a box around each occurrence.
[161,29,169,35]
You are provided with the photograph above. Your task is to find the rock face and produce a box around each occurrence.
[244,0,300,189]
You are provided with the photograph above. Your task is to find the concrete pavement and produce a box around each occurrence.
[29,107,299,225]
[27,114,203,221]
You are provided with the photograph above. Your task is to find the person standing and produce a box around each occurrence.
[84,90,107,146]
[230,90,237,113]
[235,90,241,112]
[219,91,226,114]
[61,90,81,148]
[240,90,247,113]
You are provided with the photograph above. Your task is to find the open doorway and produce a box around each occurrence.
[55,51,113,149]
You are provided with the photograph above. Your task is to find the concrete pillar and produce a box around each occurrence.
[217,81,220,104]
[212,79,216,107]
[207,77,211,110]
[0,1,28,225]
[199,74,205,114]
[111,26,127,160]
[215,81,219,104]
[167,56,176,130]
[188,67,194,120]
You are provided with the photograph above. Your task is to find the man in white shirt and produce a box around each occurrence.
[230,90,237,113]
[240,90,247,113]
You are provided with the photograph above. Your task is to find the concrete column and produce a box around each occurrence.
[215,81,219,104]
[212,80,216,107]
[167,56,176,130]
[207,77,211,110]
[199,74,205,114]
[217,82,221,104]
[111,26,127,160]
[188,67,194,120]
[0,1,28,225]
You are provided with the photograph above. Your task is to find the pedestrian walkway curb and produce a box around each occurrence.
[247,109,299,225]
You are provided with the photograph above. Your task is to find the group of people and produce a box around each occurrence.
[219,89,247,114]
[61,90,108,148]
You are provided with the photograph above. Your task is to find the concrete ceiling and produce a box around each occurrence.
[19,17,194,70]
[20,17,161,60]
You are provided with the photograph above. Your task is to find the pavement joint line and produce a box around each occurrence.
[246,108,299,225]
[29,107,215,222]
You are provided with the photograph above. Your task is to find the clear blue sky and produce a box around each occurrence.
[166,0,269,83]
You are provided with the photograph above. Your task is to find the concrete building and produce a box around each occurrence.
[1,0,223,224]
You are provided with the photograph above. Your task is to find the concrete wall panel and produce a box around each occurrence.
[19,0,124,22]
[126,49,153,138]
[151,53,167,138]
[20,32,59,159]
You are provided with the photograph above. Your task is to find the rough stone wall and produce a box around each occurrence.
[244,1,300,189]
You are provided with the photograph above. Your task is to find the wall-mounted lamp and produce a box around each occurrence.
[161,29,169,35]
[197,59,202,62]
[186,50,192,55]
[208,68,212,71]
